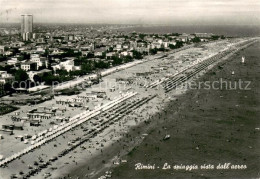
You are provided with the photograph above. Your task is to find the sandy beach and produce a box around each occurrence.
[0,38,258,179]
[101,41,260,179]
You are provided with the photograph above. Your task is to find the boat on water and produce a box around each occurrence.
[242,56,245,63]
[163,134,170,140]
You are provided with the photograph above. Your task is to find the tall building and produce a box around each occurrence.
[21,14,33,41]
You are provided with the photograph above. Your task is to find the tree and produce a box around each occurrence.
[149,48,158,55]
[158,47,166,52]
[42,72,60,85]
[124,55,133,63]
[132,50,143,59]
[112,56,123,65]
[139,34,146,40]
[175,41,183,48]
[192,37,201,43]
[56,69,69,76]
[82,61,95,73]
[211,35,220,40]
[13,70,33,88]
[33,75,42,84]
[0,55,7,62]
[94,61,110,69]
[74,59,82,66]
[69,70,85,77]
[10,47,19,56]
[4,83,14,93]
[19,52,30,61]
[169,44,175,49]
[86,52,94,58]
[15,69,29,83]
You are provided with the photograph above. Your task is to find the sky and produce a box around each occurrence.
[0,0,259,25]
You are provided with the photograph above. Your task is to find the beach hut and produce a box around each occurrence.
[32,135,37,140]
[15,135,24,141]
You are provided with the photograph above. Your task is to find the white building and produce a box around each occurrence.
[21,14,33,41]
[30,54,48,69]
[27,69,52,81]
[116,44,122,51]
[52,59,81,72]
[120,51,133,57]
[21,61,37,71]
[7,57,19,65]
[0,71,14,84]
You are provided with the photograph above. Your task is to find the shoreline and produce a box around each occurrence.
[107,41,260,179]
[0,38,258,179]
[65,41,260,178]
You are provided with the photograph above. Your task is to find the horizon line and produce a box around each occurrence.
[0,22,260,26]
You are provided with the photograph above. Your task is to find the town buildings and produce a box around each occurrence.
[0,71,14,84]
[0,71,14,96]
[195,33,214,38]
[0,20,223,96]
[52,58,81,72]
[21,61,37,71]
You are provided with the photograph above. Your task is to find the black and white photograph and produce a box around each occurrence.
[0,0,259,178]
